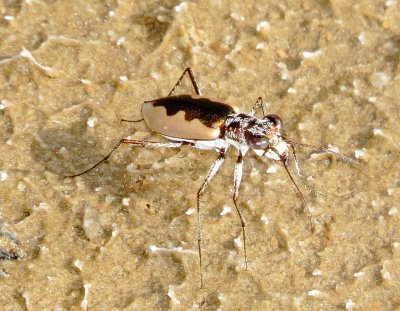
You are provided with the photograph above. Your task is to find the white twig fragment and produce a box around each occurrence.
[234,236,243,248]
[386,0,397,7]
[266,164,279,174]
[302,50,322,59]
[373,128,384,136]
[346,299,355,310]
[150,71,159,79]
[277,62,289,80]
[80,79,91,85]
[230,13,245,21]
[126,163,135,173]
[38,202,48,209]
[312,269,322,276]
[370,72,390,89]
[111,223,119,237]
[256,21,270,32]
[59,146,68,154]
[381,270,391,280]
[308,289,323,297]
[256,42,267,50]
[388,207,398,216]
[149,245,196,255]
[116,37,125,46]
[0,171,8,182]
[0,100,8,110]
[18,181,26,192]
[167,286,180,305]
[260,214,269,225]
[353,271,364,278]
[20,47,55,74]
[87,117,97,128]
[358,32,367,45]
[354,149,366,159]
[186,208,194,215]
[220,205,231,216]
[81,283,92,309]
[174,2,187,12]
[74,260,83,270]
[327,144,339,153]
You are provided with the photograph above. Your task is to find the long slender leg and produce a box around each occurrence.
[250,97,265,117]
[65,139,189,178]
[168,67,202,96]
[232,152,248,270]
[269,146,314,232]
[196,148,226,288]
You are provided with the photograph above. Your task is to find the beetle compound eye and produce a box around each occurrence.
[248,134,269,150]
[264,114,283,131]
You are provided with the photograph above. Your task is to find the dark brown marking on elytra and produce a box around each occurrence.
[150,95,235,128]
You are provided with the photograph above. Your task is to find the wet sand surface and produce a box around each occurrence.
[1,0,400,310]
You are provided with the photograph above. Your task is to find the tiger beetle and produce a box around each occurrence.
[66,67,357,288]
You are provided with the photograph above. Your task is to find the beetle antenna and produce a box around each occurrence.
[286,141,326,198]
[282,137,359,166]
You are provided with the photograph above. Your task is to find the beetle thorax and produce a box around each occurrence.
[222,113,284,155]
[222,113,253,144]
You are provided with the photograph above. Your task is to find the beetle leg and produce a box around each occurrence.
[65,139,190,178]
[232,152,248,270]
[168,67,202,96]
[196,148,226,288]
[250,96,265,117]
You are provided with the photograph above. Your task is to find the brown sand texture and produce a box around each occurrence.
[1,0,400,310]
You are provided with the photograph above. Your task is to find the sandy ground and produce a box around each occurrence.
[1,0,400,310]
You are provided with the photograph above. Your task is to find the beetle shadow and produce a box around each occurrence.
[30,116,143,193]
[30,116,187,203]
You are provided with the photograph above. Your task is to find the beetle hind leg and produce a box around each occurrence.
[65,139,188,178]
[168,67,202,96]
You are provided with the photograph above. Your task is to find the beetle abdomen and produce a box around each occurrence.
[142,95,236,140]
